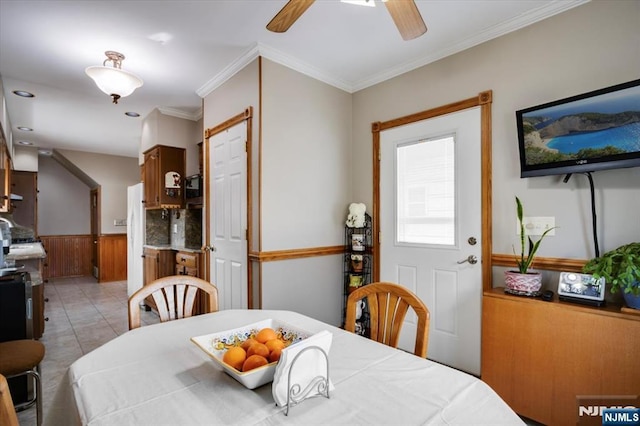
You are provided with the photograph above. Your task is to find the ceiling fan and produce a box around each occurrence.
[266,0,427,41]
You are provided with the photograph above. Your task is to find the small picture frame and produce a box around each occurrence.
[352,234,365,251]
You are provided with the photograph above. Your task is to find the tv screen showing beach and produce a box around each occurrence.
[517,79,640,177]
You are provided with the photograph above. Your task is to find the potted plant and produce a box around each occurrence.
[505,196,556,296]
[582,242,640,309]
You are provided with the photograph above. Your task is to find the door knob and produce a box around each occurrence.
[202,245,216,252]
[457,255,478,265]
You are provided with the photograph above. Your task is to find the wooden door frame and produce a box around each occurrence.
[371,91,493,291]
[90,187,100,280]
[203,107,253,307]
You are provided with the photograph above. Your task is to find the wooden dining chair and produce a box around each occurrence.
[0,373,19,426]
[345,282,430,358]
[128,275,219,330]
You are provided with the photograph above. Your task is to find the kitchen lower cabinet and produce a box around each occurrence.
[142,247,176,311]
[174,250,209,314]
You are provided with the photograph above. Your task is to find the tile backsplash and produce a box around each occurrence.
[146,208,202,249]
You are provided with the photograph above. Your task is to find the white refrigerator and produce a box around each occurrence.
[127,183,145,297]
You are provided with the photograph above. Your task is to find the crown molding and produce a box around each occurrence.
[352,0,591,92]
[197,42,354,97]
[196,43,261,98]
[196,0,590,96]
[257,43,353,93]
[157,106,202,122]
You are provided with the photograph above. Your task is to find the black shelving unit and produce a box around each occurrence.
[343,213,372,336]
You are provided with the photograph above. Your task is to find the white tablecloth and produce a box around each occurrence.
[46,310,523,425]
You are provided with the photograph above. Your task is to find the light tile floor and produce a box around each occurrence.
[16,276,159,426]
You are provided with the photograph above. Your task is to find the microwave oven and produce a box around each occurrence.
[185,174,202,199]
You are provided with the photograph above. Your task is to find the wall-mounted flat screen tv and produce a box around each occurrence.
[516,79,640,178]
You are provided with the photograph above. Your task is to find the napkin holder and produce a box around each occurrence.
[272,330,333,415]
[284,346,330,415]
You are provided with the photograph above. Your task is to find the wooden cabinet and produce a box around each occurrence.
[10,171,37,232]
[0,135,10,213]
[32,281,45,339]
[175,251,201,277]
[142,247,176,310]
[175,250,209,314]
[482,288,640,425]
[143,145,185,209]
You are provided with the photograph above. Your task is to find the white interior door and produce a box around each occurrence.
[380,107,482,375]
[208,121,248,310]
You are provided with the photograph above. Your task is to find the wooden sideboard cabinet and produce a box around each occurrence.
[143,145,186,209]
[142,247,176,311]
[482,288,640,425]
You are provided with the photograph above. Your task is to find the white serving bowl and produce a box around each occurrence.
[191,319,310,389]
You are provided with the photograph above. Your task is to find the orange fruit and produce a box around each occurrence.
[247,342,269,358]
[269,348,282,363]
[242,355,269,372]
[240,338,258,351]
[222,346,246,371]
[265,339,285,353]
[255,327,277,344]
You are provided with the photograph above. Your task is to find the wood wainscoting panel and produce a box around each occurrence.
[97,234,127,282]
[40,235,93,279]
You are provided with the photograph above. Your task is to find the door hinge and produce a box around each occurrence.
[378,231,382,244]
[245,229,248,241]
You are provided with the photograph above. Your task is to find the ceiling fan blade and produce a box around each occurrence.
[266,0,316,33]
[384,0,427,41]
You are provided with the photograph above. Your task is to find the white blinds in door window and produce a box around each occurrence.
[396,135,455,245]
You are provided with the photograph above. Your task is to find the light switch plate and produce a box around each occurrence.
[517,216,555,236]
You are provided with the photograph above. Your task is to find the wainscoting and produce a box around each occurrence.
[40,234,127,282]
[41,235,93,279]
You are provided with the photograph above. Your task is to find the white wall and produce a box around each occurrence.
[259,59,352,326]
[261,59,352,250]
[38,155,90,235]
[57,149,140,234]
[12,145,38,171]
[352,1,640,276]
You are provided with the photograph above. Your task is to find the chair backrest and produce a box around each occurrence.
[0,374,19,426]
[128,275,219,330]
[345,282,430,358]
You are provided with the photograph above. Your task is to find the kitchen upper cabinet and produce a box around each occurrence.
[143,145,185,209]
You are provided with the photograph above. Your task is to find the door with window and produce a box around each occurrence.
[379,107,482,375]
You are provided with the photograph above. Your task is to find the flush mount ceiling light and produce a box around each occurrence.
[85,51,143,104]
[13,90,35,98]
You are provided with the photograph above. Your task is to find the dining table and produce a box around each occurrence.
[45,309,524,425]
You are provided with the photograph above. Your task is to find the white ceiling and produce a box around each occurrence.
[0,0,588,159]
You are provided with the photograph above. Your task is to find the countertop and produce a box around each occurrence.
[143,244,202,253]
[6,242,47,260]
